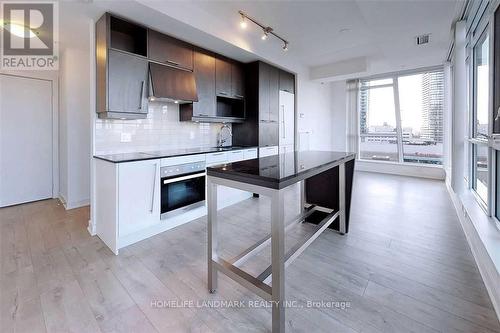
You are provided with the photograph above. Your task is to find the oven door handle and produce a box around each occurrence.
[163,172,206,184]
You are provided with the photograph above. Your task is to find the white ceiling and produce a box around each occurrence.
[190,0,462,67]
[109,0,464,79]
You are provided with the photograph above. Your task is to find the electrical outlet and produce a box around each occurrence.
[120,132,132,142]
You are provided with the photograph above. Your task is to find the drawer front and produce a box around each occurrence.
[243,148,258,160]
[161,154,205,167]
[259,146,278,157]
[206,152,228,165]
[227,150,244,162]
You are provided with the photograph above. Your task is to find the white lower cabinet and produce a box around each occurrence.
[227,150,244,162]
[118,159,160,237]
[243,148,258,160]
[206,152,228,165]
[95,147,259,255]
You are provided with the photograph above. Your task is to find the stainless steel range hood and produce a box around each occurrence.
[148,63,198,104]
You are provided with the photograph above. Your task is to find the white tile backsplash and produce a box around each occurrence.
[95,101,230,154]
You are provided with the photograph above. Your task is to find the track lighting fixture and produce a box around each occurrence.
[238,10,289,52]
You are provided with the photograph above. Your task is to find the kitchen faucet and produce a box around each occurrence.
[218,124,232,147]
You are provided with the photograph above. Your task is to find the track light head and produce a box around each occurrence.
[240,14,247,29]
[261,27,272,41]
[283,42,288,51]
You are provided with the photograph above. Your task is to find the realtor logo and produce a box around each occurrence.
[1,1,58,70]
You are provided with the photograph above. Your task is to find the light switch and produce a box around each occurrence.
[121,132,132,142]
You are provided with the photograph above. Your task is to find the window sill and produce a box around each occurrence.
[355,159,446,180]
[357,158,443,169]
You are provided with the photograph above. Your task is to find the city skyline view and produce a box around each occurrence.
[359,70,444,164]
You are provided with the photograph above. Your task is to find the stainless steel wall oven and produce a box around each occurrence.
[160,162,206,219]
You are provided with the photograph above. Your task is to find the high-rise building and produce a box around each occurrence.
[420,71,444,143]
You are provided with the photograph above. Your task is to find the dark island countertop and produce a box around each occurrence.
[207,150,355,190]
[93,146,257,163]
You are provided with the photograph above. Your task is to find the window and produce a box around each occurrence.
[359,82,398,162]
[474,33,489,139]
[359,69,444,165]
[470,29,490,207]
[473,144,489,203]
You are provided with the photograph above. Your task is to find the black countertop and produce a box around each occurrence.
[94,146,256,163]
[207,150,356,190]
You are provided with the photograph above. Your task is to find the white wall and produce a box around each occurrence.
[59,2,100,209]
[295,77,347,152]
[330,80,347,151]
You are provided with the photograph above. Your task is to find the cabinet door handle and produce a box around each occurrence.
[219,91,228,95]
[165,60,180,66]
[233,94,244,98]
[212,153,224,156]
[150,163,157,213]
[139,81,145,110]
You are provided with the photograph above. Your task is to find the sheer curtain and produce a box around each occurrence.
[346,79,359,154]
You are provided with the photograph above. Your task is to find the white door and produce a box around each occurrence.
[0,75,53,207]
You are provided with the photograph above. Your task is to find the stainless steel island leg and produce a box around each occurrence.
[271,190,286,333]
[339,163,346,234]
[207,177,218,293]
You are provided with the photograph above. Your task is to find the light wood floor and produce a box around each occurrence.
[1,171,499,332]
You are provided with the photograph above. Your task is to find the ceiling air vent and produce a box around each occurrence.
[416,34,430,45]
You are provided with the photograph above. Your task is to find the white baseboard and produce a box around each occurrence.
[446,182,500,321]
[355,160,446,180]
[87,219,96,236]
[59,196,90,210]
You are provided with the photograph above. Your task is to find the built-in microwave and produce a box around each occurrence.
[160,162,206,219]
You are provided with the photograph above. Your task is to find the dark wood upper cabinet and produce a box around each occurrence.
[279,70,295,94]
[232,62,245,98]
[148,30,193,70]
[96,13,149,119]
[97,12,251,122]
[257,62,279,122]
[107,49,149,116]
[192,50,216,117]
[216,56,245,99]
[269,66,280,122]
[258,62,271,121]
[215,57,232,97]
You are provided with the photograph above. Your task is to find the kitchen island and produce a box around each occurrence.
[206,150,356,332]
